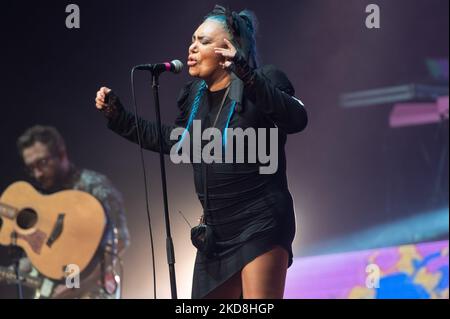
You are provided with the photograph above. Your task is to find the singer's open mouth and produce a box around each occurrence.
[188,56,198,67]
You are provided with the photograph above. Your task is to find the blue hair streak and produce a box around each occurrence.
[176,81,207,153]
[177,82,237,155]
[223,100,237,148]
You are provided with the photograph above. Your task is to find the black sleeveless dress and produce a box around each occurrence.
[106,65,308,298]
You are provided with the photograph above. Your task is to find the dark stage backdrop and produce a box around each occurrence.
[0,0,448,298]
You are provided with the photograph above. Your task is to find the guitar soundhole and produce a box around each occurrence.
[16,208,38,230]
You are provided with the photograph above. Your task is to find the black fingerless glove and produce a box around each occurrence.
[101,91,123,121]
[230,49,256,86]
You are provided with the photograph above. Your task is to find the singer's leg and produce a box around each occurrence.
[241,246,288,299]
[203,271,242,299]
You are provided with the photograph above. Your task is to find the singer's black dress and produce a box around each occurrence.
[105,63,307,298]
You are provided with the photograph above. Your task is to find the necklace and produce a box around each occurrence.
[211,85,231,129]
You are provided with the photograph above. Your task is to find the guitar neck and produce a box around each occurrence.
[0,202,18,219]
[0,266,42,290]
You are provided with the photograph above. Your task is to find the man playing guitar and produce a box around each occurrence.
[9,125,130,298]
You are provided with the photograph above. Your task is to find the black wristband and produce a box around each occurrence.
[102,93,123,121]
[231,50,255,86]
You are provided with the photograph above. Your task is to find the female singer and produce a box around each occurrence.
[95,5,307,299]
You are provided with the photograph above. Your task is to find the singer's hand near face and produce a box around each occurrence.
[215,38,237,69]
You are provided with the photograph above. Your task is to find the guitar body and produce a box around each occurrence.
[0,181,106,280]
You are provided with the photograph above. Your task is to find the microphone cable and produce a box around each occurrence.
[130,67,157,299]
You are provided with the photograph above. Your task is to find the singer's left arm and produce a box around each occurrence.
[242,65,308,134]
[216,39,308,134]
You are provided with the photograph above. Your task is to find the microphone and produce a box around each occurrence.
[134,59,183,74]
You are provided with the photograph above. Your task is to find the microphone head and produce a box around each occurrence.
[171,60,184,74]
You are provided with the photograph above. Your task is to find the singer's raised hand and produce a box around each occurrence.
[95,87,122,120]
[95,87,111,110]
[214,38,237,69]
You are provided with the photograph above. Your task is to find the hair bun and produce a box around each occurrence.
[239,12,254,33]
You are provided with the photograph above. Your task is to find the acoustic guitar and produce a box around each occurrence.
[0,181,106,280]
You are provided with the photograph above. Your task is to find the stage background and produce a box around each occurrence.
[0,0,448,298]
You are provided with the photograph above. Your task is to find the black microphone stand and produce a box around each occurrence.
[149,70,177,299]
